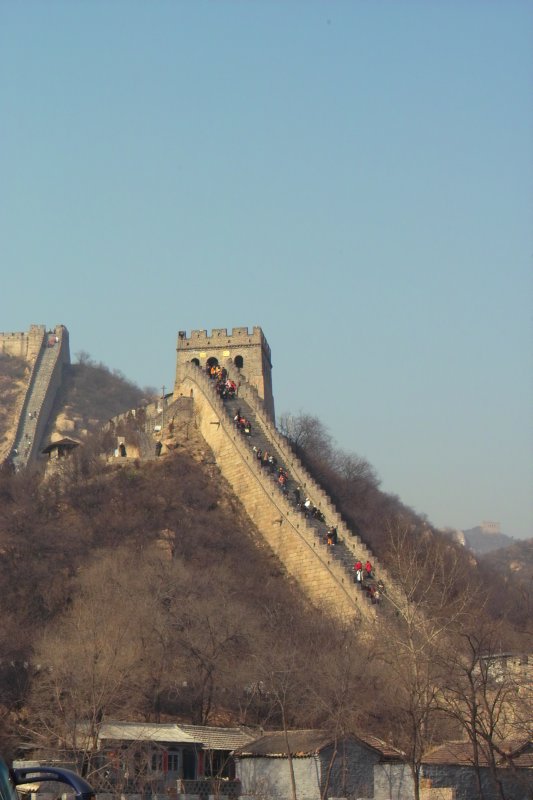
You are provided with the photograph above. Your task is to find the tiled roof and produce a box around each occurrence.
[423,740,533,768]
[178,725,257,751]
[357,734,405,761]
[235,730,401,759]
[235,730,334,757]
[98,722,196,744]
[423,742,490,767]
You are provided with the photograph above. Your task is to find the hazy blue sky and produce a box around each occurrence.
[1,1,531,539]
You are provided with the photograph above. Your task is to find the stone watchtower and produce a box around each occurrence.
[175,326,275,420]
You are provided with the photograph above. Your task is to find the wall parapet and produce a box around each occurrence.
[177,327,271,361]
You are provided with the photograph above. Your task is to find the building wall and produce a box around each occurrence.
[323,740,377,799]
[237,756,322,800]
[424,764,533,800]
[175,327,275,420]
[374,763,415,800]
[375,762,533,800]
[237,741,379,800]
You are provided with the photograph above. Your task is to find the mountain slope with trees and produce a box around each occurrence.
[0,362,529,799]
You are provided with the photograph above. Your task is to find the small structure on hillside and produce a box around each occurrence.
[42,437,81,460]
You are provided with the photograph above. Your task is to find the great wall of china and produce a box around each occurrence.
[0,324,70,470]
[2,324,394,622]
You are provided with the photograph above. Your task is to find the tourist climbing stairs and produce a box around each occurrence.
[222,391,379,600]
[224,398,354,564]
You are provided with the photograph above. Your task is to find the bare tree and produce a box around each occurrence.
[23,548,167,778]
[279,412,333,460]
[375,520,474,800]
[439,624,530,800]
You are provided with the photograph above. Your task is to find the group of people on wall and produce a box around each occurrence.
[228,390,385,606]
[204,363,239,400]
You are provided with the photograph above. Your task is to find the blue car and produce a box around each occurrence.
[0,760,95,800]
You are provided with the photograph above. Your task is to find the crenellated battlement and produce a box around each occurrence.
[175,324,274,419]
[0,325,46,361]
[177,326,271,358]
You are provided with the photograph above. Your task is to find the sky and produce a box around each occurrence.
[1,1,531,539]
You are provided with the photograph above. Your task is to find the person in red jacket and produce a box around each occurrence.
[365,560,373,579]
[353,560,362,583]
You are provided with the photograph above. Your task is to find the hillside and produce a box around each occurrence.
[0,424,388,761]
[481,537,533,584]
[0,351,530,772]
[462,524,515,556]
[46,355,155,440]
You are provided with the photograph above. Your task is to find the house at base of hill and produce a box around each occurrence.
[234,729,404,800]
[375,739,533,800]
[421,740,533,800]
[47,721,256,799]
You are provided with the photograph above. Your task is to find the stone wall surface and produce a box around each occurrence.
[175,362,377,622]
[10,325,70,469]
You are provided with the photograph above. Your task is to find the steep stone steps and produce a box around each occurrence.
[11,332,66,471]
[220,392,373,597]
[174,362,389,620]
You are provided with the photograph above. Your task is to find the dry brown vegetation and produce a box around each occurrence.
[49,352,156,434]
[0,353,28,457]
[0,440,379,762]
[0,369,530,794]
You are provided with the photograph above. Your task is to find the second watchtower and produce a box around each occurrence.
[175,326,275,420]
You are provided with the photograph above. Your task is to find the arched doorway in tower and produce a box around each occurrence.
[234,355,244,369]
[191,358,200,367]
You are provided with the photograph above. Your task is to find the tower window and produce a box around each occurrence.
[234,355,244,369]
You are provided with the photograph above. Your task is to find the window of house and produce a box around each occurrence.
[167,752,180,773]
[151,752,163,772]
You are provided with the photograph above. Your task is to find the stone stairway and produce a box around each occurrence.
[222,393,366,583]
[174,361,393,620]
[226,363,395,596]
[11,338,62,471]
